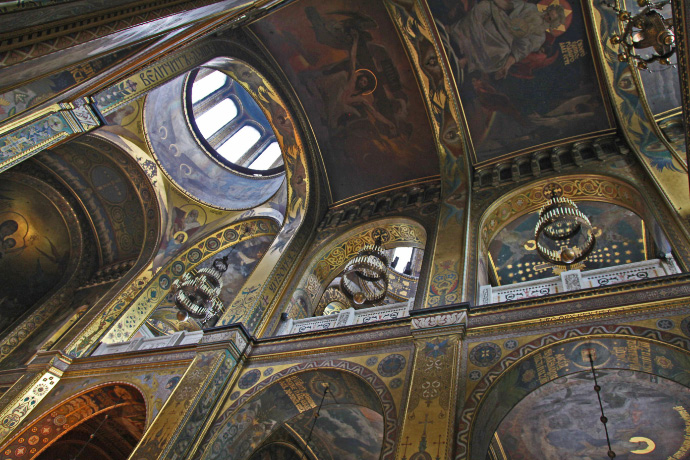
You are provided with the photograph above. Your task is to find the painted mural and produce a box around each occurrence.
[495,370,690,459]
[2,383,147,460]
[46,139,148,264]
[0,43,146,123]
[464,334,690,459]
[432,0,613,163]
[0,177,71,331]
[202,369,384,459]
[488,201,647,284]
[286,405,384,460]
[252,0,439,203]
[148,235,274,333]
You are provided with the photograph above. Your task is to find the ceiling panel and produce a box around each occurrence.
[252,0,440,204]
[430,0,615,165]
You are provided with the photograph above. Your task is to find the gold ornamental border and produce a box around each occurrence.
[478,175,645,250]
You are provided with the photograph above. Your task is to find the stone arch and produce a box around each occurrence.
[197,359,399,460]
[0,131,163,367]
[280,217,427,324]
[65,52,315,346]
[474,174,689,297]
[0,382,147,460]
[458,326,690,459]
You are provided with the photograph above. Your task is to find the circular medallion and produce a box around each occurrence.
[187,248,203,263]
[263,367,274,377]
[504,339,518,350]
[390,378,403,389]
[110,206,125,223]
[371,227,391,243]
[657,319,675,330]
[171,261,185,276]
[469,342,502,367]
[366,356,378,366]
[159,275,171,290]
[680,317,690,338]
[223,229,239,242]
[469,370,482,381]
[378,354,406,377]
[229,391,240,401]
[205,237,220,251]
[238,369,261,390]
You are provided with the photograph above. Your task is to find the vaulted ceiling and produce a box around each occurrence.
[245,0,681,205]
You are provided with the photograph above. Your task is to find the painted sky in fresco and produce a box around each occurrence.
[431,0,614,164]
[489,201,646,284]
[252,0,439,203]
[496,370,690,459]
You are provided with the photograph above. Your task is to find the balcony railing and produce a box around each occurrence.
[478,257,680,305]
[92,330,203,356]
[276,298,414,336]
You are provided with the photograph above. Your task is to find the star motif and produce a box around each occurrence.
[424,339,449,358]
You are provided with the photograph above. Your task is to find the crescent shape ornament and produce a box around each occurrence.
[629,437,655,454]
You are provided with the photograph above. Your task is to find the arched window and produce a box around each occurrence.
[187,69,284,176]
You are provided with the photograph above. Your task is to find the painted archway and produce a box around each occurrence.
[1,383,146,460]
[459,330,690,460]
[281,218,427,324]
[196,359,399,460]
[475,175,689,294]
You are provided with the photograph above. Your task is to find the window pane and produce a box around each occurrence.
[392,247,413,272]
[191,71,227,103]
[196,99,237,138]
[249,142,283,170]
[217,125,261,163]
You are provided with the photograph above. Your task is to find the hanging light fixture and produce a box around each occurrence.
[606,0,676,69]
[588,352,617,458]
[534,183,596,266]
[171,252,231,326]
[340,237,389,306]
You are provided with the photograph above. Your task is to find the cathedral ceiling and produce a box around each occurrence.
[248,0,633,203]
[0,174,76,331]
[430,0,615,165]
[494,369,690,459]
[251,0,441,204]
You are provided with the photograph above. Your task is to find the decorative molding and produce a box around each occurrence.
[0,100,101,174]
[473,135,628,190]
[411,311,467,331]
[318,180,441,231]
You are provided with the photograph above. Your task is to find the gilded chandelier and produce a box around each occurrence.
[607,0,676,69]
[534,184,596,266]
[340,237,389,306]
[171,254,230,325]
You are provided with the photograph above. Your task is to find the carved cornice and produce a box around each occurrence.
[472,135,630,191]
[317,180,441,231]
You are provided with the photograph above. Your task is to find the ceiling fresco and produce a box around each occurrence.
[204,369,384,459]
[286,405,384,460]
[0,175,72,331]
[495,369,690,459]
[489,201,647,284]
[431,0,614,164]
[251,0,439,204]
